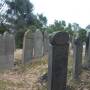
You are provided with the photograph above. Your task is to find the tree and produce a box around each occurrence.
[65,23,74,41]
[78,29,87,42]
[47,20,66,33]
[0,0,8,33]
[5,0,34,30]
[37,14,47,28]
[61,20,66,29]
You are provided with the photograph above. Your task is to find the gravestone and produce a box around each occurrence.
[22,30,34,64]
[73,38,83,80]
[85,36,89,57]
[48,32,69,90]
[9,34,15,64]
[3,32,15,69]
[34,30,43,58]
[0,34,6,69]
[83,32,90,69]
[43,31,49,55]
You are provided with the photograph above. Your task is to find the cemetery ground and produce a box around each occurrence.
[0,49,90,90]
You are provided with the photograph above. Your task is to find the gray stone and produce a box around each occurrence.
[85,37,89,57]
[22,30,34,64]
[2,32,15,69]
[73,38,83,80]
[0,34,6,69]
[84,36,89,66]
[43,31,49,55]
[83,32,90,69]
[48,32,69,90]
[34,30,43,58]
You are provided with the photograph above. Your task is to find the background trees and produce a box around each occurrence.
[0,0,88,48]
[0,0,47,48]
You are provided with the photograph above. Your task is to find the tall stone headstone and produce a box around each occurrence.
[9,34,15,64]
[83,32,90,69]
[34,30,43,58]
[0,34,5,69]
[73,38,83,80]
[48,32,69,90]
[43,31,49,55]
[22,30,34,64]
[85,36,89,57]
[3,32,15,69]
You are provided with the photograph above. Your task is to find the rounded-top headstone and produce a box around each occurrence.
[3,31,9,36]
[24,30,34,39]
[34,29,43,38]
[44,31,48,37]
[0,34,2,38]
[74,38,82,45]
[50,32,69,45]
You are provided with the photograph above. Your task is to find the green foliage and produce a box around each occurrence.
[65,23,74,41]
[5,0,34,29]
[78,29,87,42]
[2,0,47,48]
[37,14,47,28]
[0,23,8,34]
[15,29,26,48]
[47,20,74,40]
[47,20,66,33]
[0,26,6,34]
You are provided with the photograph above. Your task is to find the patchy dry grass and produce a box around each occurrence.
[0,49,48,90]
[67,50,90,90]
[0,49,90,90]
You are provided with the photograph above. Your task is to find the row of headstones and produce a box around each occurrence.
[48,32,90,90]
[0,32,15,69]
[22,29,49,64]
[0,30,49,69]
[73,32,90,80]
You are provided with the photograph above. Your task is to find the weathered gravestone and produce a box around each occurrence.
[85,36,89,58]
[48,32,69,90]
[73,38,83,80]
[2,32,15,69]
[0,34,5,69]
[22,30,34,64]
[83,32,90,69]
[34,30,43,58]
[43,31,49,55]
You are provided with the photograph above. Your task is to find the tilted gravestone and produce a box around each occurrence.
[34,30,43,58]
[2,32,15,69]
[22,30,34,64]
[43,31,49,55]
[48,32,69,90]
[73,38,83,80]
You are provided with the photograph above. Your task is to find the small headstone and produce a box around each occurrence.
[73,38,83,80]
[34,30,43,58]
[22,30,34,64]
[48,32,69,90]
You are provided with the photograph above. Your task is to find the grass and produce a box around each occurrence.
[0,50,48,90]
[0,49,90,90]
